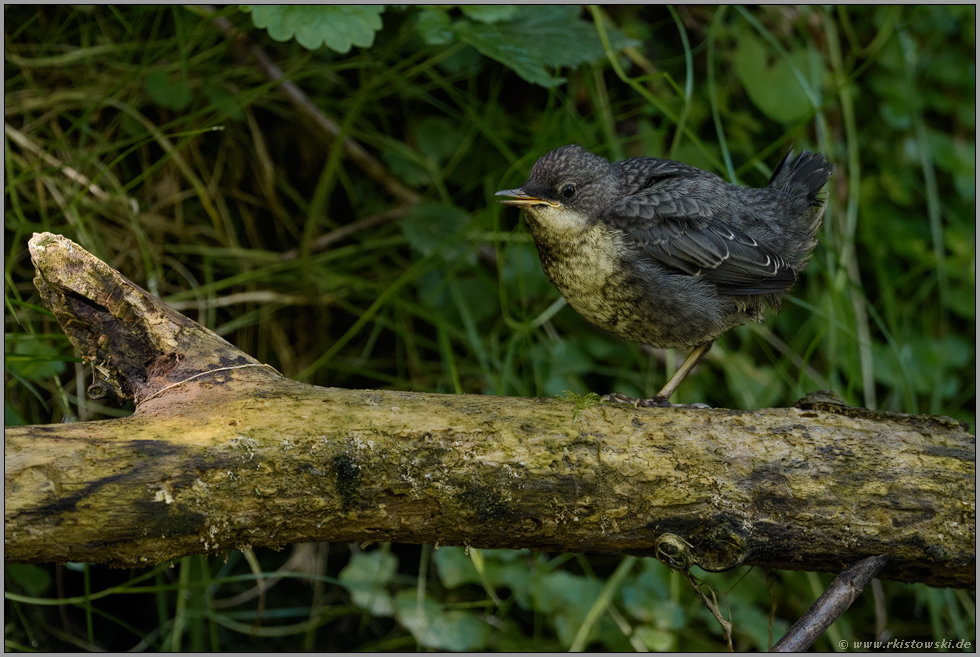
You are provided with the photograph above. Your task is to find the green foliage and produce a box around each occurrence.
[556,389,602,422]
[400,202,472,262]
[145,69,193,110]
[241,5,386,53]
[421,5,639,87]
[5,565,52,598]
[394,590,490,651]
[5,334,69,381]
[731,27,817,123]
[338,550,398,616]
[3,3,975,652]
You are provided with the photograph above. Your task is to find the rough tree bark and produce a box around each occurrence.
[5,233,975,589]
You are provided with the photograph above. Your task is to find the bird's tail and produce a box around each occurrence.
[768,150,835,202]
[768,150,835,271]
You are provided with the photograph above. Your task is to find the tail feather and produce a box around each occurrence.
[768,149,835,202]
[768,149,836,273]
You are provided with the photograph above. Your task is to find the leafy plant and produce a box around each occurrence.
[242,5,386,53]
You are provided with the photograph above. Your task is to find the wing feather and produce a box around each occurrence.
[605,162,796,296]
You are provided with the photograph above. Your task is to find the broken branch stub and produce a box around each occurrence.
[28,232,270,404]
[4,233,975,589]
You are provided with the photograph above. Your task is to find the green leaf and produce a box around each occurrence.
[536,570,619,647]
[435,43,484,76]
[394,590,489,651]
[338,551,398,616]
[433,547,534,609]
[382,148,429,188]
[6,564,52,597]
[728,599,789,652]
[538,565,644,649]
[5,335,67,381]
[872,336,973,397]
[400,202,472,261]
[417,8,453,46]
[145,69,192,111]
[621,566,685,629]
[453,21,564,88]
[503,6,638,69]
[454,6,638,88]
[460,5,518,24]
[417,271,500,329]
[5,403,25,426]
[537,570,602,615]
[718,344,785,409]
[202,83,243,121]
[434,546,480,588]
[634,625,676,651]
[927,128,976,200]
[732,28,815,124]
[532,340,595,397]
[241,5,385,53]
[415,116,460,162]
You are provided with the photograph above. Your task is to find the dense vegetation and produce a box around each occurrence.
[4,4,974,652]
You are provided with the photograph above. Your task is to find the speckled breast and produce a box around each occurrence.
[530,223,736,349]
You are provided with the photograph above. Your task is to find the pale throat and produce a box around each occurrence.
[523,204,592,236]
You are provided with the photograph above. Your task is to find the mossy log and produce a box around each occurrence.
[5,233,975,589]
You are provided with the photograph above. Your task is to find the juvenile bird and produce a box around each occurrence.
[496,145,834,406]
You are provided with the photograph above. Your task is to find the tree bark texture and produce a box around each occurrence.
[5,233,975,589]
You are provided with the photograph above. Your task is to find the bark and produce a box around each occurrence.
[5,233,975,589]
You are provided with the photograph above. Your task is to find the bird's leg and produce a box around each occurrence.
[602,341,713,408]
[655,341,713,402]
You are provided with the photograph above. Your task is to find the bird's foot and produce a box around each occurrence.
[601,392,711,409]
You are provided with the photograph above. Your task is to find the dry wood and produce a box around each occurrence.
[772,555,889,651]
[5,233,975,590]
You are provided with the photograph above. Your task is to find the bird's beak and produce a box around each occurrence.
[494,188,558,207]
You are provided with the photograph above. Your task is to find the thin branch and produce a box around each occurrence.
[771,555,889,652]
[4,121,137,211]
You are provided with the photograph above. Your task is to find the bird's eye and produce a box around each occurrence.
[560,184,576,199]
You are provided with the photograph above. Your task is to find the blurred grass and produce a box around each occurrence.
[4,4,975,652]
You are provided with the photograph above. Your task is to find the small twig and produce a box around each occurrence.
[4,121,136,210]
[766,569,777,650]
[871,578,888,641]
[687,572,734,651]
[771,555,888,652]
[165,290,342,311]
[202,6,420,207]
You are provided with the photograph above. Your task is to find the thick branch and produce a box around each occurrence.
[5,234,975,590]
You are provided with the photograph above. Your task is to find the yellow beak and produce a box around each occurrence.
[494,189,559,207]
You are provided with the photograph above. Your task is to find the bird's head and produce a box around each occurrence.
[495,145,617,233]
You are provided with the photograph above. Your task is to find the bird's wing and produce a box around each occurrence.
[606,164,796,295]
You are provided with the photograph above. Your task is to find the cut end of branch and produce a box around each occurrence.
[28,232,275,404]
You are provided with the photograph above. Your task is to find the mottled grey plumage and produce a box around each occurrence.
[496,144,834,401]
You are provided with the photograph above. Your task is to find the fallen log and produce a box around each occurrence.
[4,233,974,589]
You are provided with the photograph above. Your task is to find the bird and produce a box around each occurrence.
[495,144,834,406]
